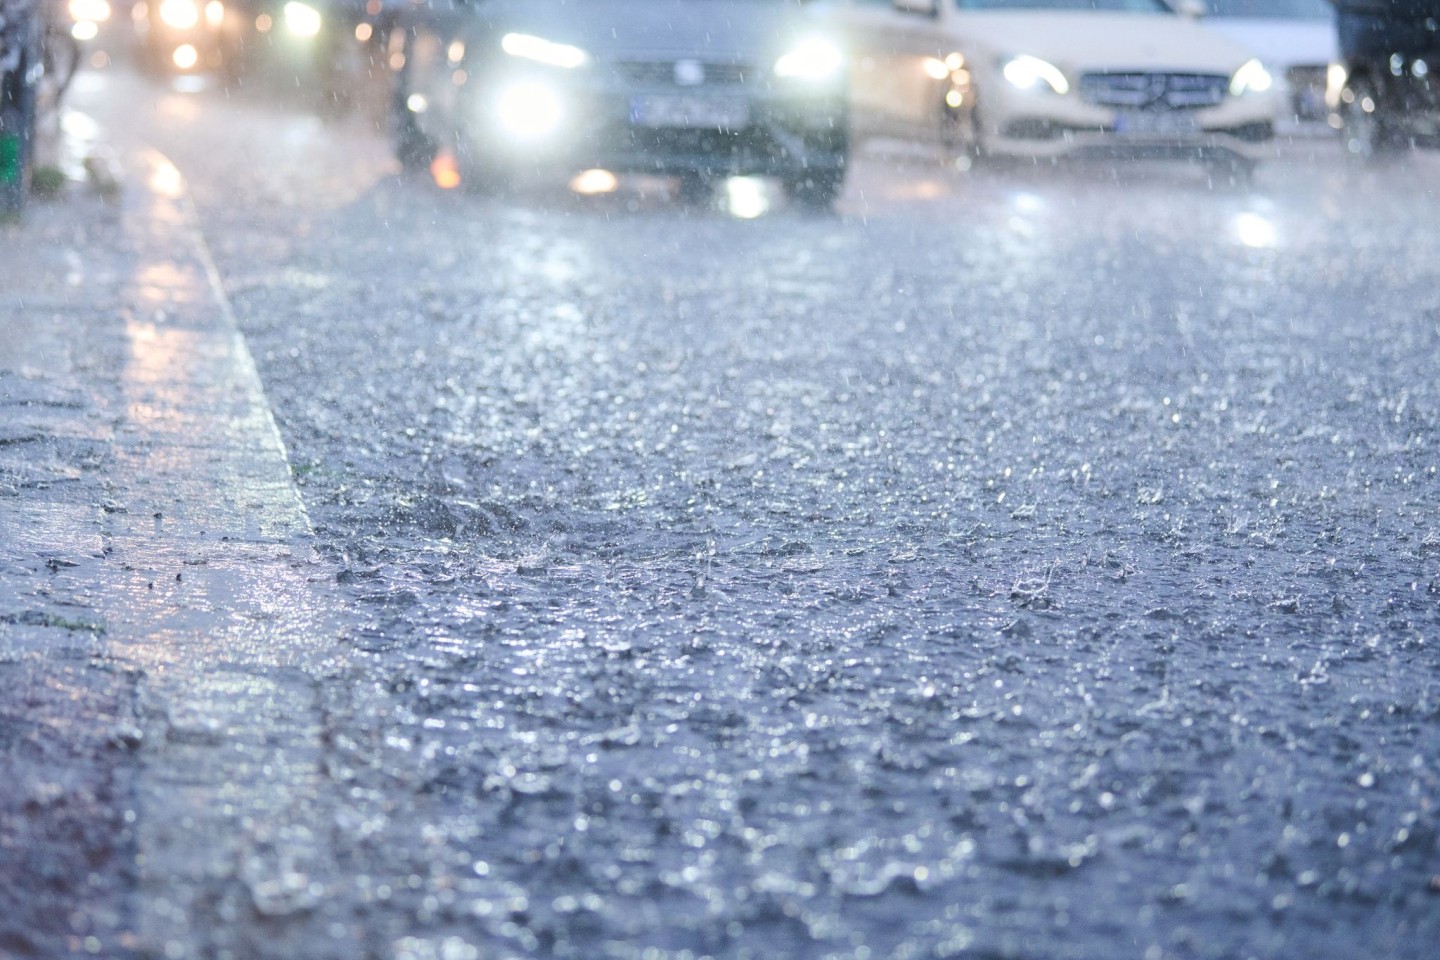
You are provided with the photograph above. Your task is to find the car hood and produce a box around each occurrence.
[952,11,1258,73]
[1202,18,1339,67]
[474,0,833,59]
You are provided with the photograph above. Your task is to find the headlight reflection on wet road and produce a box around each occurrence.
[1234,211,1278,249]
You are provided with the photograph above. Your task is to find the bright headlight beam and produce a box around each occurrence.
[1234,212,1276,248]
[500,33,589,69]
[283,1,322,37]
[68,0,111,23]
[774,38,842,80]
[158,0,199,30]
[1001,55,1069,95]
[1230,58,1273,96]
[495,80,565,139]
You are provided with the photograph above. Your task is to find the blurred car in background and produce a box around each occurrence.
[127,0,375,113]
[64,0,116,45]
[1328,0,1440,157]
[837,0,1278,177]
[237,0,368,87]
[1199,0,1337,133]
[130,0,246,73]
[389,0,851,206]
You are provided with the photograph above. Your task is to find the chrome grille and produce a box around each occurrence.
[1078,73,1229,109]
[611,60,753,87]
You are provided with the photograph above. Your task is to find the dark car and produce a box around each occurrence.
[389,0,851,206]
[1328,0,1440,157]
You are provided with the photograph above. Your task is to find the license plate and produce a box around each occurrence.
[631,95,749,130]
[1114,109,1198,136]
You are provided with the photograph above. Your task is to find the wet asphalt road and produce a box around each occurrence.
[31,62,1440,958]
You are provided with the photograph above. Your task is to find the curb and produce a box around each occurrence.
[1,146,361,956]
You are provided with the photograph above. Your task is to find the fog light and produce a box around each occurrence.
[495,81,563,140]
[283,1,321,38]
[431,152,461,190]
[570,168,618,194]
[724,176,771,219]
[172,43,198,69]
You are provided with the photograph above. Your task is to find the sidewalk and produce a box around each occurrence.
[1,139,360,956]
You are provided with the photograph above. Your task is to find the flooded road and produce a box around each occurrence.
[19,61,1440,958]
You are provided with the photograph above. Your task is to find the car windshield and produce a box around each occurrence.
[1200,0,1334,17]
[954,0,1174,12]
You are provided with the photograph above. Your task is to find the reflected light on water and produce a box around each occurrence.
[170,74,209,94]
[1010,191,1046,215]
[430,151,461,190]
[60,111,104,180]
[724,177,771,219]
[62,111,102,143]
[1234,212,1277,248]
[149,158,185,199]
[157,89,202,120]
[891,179,946,200]
[570,169,618,195]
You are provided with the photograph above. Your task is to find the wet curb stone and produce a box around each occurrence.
[2,153,359,957]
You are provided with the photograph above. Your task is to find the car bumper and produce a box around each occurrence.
[453,66,849,177]
[979,84,1276,162]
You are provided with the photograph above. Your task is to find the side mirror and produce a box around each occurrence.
[1174,0,1207,17]
[893,0,939,16]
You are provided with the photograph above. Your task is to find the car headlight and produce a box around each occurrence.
[283,1,321,38]
[1325,62,1347,108]
[774,38,843,81]
[1001,54,1069,95]
[1229,58,1273,96]
[501,33,589,70]
[68,0,111,23]
[494,80,565,140]
[158,0,200,30]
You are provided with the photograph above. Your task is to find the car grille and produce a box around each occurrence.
[1078,73,1230,109]
[610,60,754,87]
[1286,65,1327,120]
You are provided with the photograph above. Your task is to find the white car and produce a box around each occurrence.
[838,0,1279,175]
[1198,0,1338,133]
